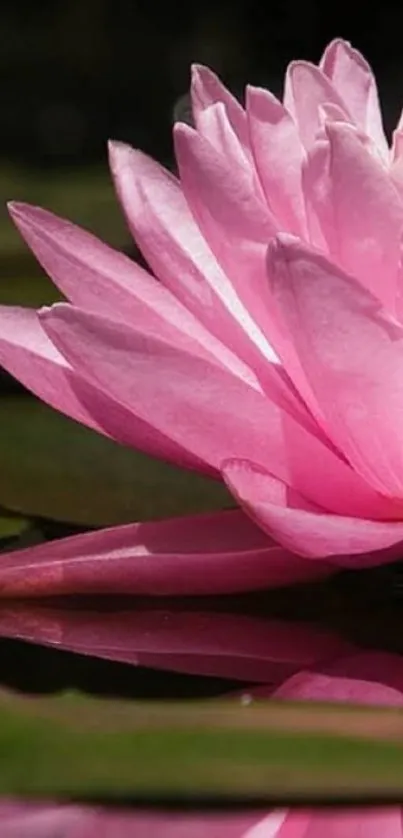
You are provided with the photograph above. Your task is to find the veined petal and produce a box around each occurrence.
[224,460,403,564]
[267,236,403,501]
[8,202,258,388]
[0,509,331,597]
[0,306,203,471]
[174,122,277,247]
[196,101,252,173]
[283,60,349,150]
[303,122,403,313]
[191,63,250,155]
[320,38,389,159]
[108,140,278,367]
[103,142,322,431]
[247,86,307,236]
[40,305,398,519]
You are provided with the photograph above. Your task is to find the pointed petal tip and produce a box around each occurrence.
[7,200,34,220]
[190,63,218,84]
[172,120,195,141]
[325,37,353,51]
[107,139,138,173]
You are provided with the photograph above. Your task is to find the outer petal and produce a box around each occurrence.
[303,122,403,312]
[0,306,203,472]
[283,60,349,150]
[247,86,307,236]
[266,236,403,502]
[40,304,397,519]
[40,304,288,475]
[0,306,96,429]
[320,38,389,159]
[108,140,278,369]
[8,203,257,387]
[223,460,403,564]
[0,510,332,598]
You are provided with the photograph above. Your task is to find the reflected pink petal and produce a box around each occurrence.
[0,603,352,682]
[0,803,401,837]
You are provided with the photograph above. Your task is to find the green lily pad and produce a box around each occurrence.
[0,396,232,526]
[0,163,131,308]
[0,513,29,540]
[0,164,129,258]
[0,269,62,308]
[1,691,403,801]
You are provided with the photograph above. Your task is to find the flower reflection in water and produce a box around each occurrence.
[0,600,403,834]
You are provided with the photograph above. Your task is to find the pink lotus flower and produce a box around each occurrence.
[2,38,403,596]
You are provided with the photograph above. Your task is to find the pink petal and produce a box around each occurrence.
[391,124,403,192]
[0,603,349,682]
[0,306,202,472]
[0,509,333,598]
[171,122,331,425]
[223,459,403,563]
[247,86,307,236]
[267,236,403,502]
[320,38,389,159]
[108,141,313,438]
[108,140,278,372]
[0,306,99,430]
[283,60,349,150]
[173,122,276,253]
[195,102,252,174]
[303,122,403,312]
[8,202,257,387]
[40,303,394,518]
[191,63,250,156]
[40,303,289,475]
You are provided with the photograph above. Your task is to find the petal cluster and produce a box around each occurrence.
[3,39,403,593]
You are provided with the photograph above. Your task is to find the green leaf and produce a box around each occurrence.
[0,397,232,526]
[1,691,403,801]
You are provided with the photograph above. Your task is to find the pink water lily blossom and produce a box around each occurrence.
[2,38,403,595]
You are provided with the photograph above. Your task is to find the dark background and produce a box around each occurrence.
[2,0,403,169]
